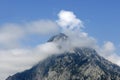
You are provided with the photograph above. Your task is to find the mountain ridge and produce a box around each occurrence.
[6,33,120,80]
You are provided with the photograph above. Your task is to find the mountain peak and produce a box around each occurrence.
[48,33,68,42]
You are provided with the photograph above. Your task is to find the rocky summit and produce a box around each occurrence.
[6,33,120,80]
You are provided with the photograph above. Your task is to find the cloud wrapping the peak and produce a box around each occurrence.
[56,10,120,67]
[56,10,97,51]
[35,42,60,55]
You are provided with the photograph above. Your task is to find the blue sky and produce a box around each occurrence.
[0,0,120,46]
[0,0,120,79]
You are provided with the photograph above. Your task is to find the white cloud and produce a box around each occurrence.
[100,41,120,65]
[0,20,59,49]
[0,19,59,79]
[26,20,59,35]
[0,49,34,80]
[100,41,116,57]
[0,41,60,80]
[102,41,115,53]
[0,23,25,48]
[57,10,83,31]
[35,42,60,55]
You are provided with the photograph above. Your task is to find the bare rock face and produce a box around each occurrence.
[6,33,120,80]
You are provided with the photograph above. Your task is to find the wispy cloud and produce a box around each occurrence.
[26,20,59,35]
[0,20,59,49]
[0,23,25,48]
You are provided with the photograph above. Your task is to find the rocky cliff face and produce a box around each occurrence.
[6,33,120,80]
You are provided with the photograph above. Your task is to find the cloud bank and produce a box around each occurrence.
[0,10,120,80]
[0,20,59,80]
[0,20,59,49]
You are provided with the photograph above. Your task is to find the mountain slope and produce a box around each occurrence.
[6,33,120,80]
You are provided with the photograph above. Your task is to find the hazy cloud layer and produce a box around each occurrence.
[0,24,25,48]
[0,10,120,80]
[0,20,59,49]
[0,42,60,80]
[26,20,59,35]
